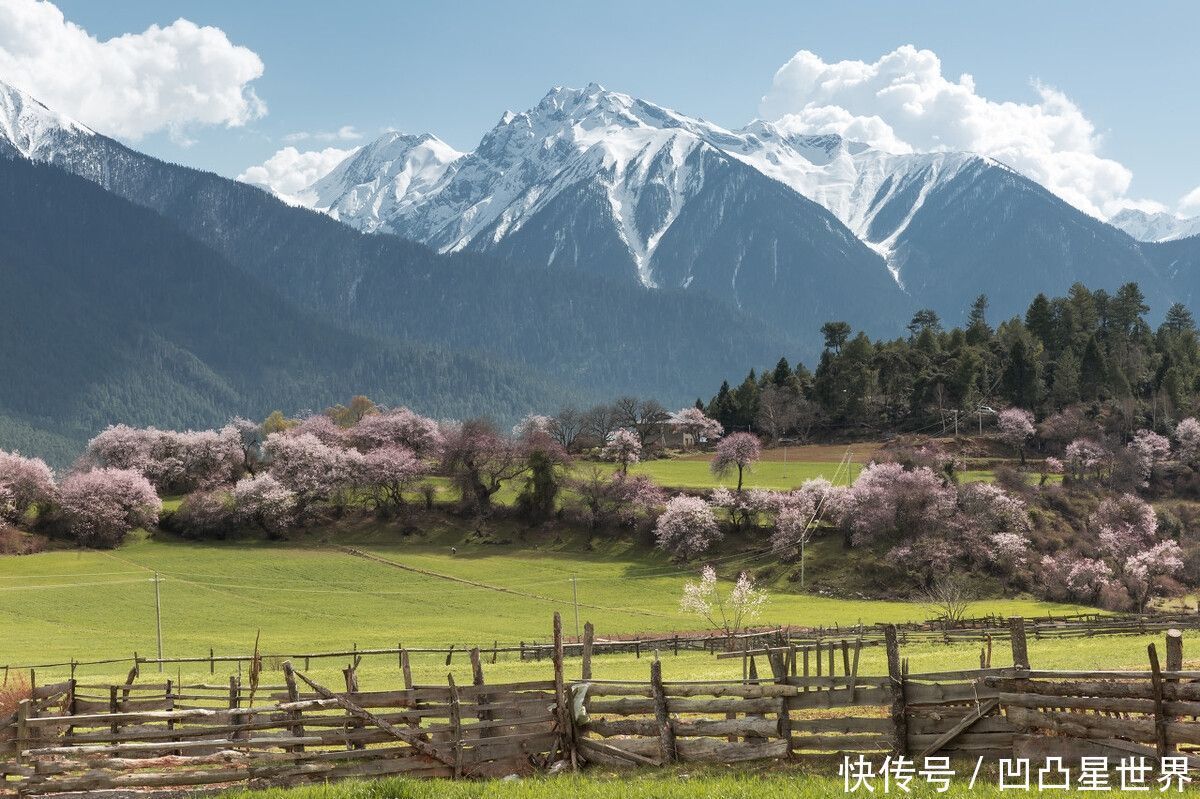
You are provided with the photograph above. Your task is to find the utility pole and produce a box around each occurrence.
[571,576,580,640]
[153,572,163,672]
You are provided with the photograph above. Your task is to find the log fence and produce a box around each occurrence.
[4,615,1200,793]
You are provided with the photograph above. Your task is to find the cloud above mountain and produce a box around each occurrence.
[759,45,1157,219]
[1181,185,1200,216]
[237,145,357,201]
[0,0,265,141]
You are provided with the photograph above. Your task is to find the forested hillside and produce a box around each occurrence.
[0,158,567,464]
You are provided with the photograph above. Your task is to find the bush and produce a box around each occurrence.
[0,673,31,717]
[172,490,234,539]
[0,525,47,555]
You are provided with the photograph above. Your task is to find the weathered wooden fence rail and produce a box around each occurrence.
[8,610,1192,676]
[3,616,1200,793]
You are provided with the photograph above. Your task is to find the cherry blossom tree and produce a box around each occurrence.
[838,462,956,547]
[288,414,347,447]
[956,483,1030,536]
[1065,557,1115,604]
[672,407,723,446]
[0,451,55,525]
[772,504,816,585]
[172,490,233,538]
[680,565,767,641]
[601,428,642,475]
[1040,456,1064,485]
[710,432,762,491]
[262,432,358,513]
[349,407,444,458]
[1093,493,1158,562]
[442,419,528,515]
[514,425,571,522]
[1127,429,1171,486]
[1175,417,1200,467]
[232,474,297,537]
[569,467,665,532]
[988,531,1032,571]
[85,425,242,493]
[997,407,1036,464]
[1063,438,1112,481]
[709,486,776,532]
[655,495,721,559]
[1124,541,1184,611]
[358,445,425,515]
[57,468,161,548]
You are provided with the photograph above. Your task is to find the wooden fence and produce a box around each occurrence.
[3,615,1200,793]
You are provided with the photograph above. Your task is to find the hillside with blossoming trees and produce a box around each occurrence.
[4,285,1200,685]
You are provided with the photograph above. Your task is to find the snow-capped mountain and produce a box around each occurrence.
[306,84,983,288]
[0,81,94,160]
[1110,209,1200,243]
[299,84,1176,324]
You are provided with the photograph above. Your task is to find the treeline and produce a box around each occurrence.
[702,283,1198,439]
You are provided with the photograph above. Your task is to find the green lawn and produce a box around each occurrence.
[0,516,1093,687]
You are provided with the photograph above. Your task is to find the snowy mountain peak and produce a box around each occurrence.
[1109,208,1200,243]
[0,80,93,159]
[305,130,463,232]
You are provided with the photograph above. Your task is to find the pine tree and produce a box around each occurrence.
[1080,336,1107,401]
[1002,338,1039,409]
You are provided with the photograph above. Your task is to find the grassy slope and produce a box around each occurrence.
[0,511,1093,685]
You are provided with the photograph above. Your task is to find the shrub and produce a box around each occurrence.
[0,525,47,555]
[172,490,234,539]
[0,673,31,717]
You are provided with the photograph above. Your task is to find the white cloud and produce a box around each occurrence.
[1181,186,1200,216]
[0,0,265,141]
[237,145,355,202]
[759,45,1156,219]
[283,125,362,144]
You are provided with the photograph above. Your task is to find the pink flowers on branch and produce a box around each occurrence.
[997,408,1035,464]
[86,424,243,493]
[57,468,161,548]
[680,564,767,640]
[601,429,642,475]
[710,432,762,492]
[1126,429,1170,486]
[1175,418,1200,467]
[672,407,723,445]
[655,495,721,560]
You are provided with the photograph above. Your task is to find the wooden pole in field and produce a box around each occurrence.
[885,624,908,756]
[581,622,594,682]
[650,658,676,764]
[1008,617,1030,670]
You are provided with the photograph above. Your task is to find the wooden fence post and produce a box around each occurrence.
[282,661,305,753]
[1149,643,1169,757]
[582,622,594,682]
[650,658,676,764]
[447,673,463,779]
[401,648,413,691]
[344,663,364,750]
[1008,617,1030,670]
[470,647,491,739]
[552,612,576,768]
[229,674,242,743]
[1166,629,1184,673]
[884,624,908,756]
[14,699,28,765]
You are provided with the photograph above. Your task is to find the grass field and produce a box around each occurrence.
[0,506,1126,690]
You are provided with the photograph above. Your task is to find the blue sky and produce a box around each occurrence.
[17,1,1200,214]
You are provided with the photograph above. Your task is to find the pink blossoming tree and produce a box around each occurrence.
[710,432,762,491]
[57,468,161,548]
[0,450,55,525]
[655,495,721,559]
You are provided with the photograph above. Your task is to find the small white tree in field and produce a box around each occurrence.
[680,565,767,642]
